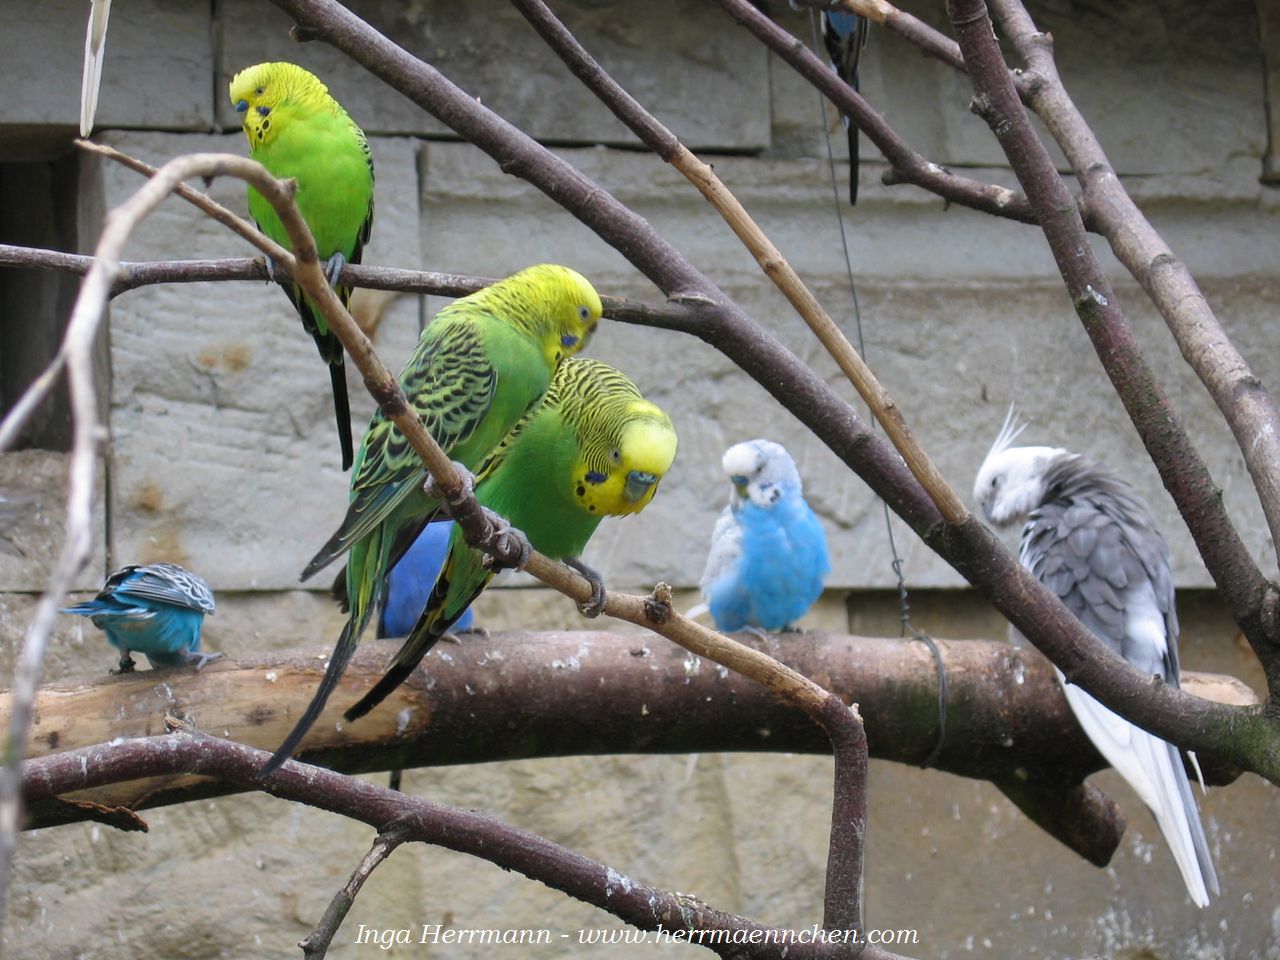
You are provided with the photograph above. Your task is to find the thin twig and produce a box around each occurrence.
[712,0,1040,225]
[0,242,702,329]
[300,830,404,959]
[513,0,965,536]
[0,151,280,931]
[21,730,917,960]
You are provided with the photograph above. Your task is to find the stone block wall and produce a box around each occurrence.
[2,1,1279,957]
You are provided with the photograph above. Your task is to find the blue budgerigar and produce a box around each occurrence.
[695,439,830,632]
[62,562,219,672]
[379,521,474,639]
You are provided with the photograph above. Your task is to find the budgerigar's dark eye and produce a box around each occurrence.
[611,449,621,461]
[255,86,264,95]
[577,305,590,322]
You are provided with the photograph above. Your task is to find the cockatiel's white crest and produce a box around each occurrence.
[974,409,1219,908]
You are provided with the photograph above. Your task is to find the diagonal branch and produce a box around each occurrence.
[511,0,965,519]
[22,729,915,960]
[943,0,1280,700]
[266,0,1280,784]
[300,829,405,959]
[988,0,1280,585]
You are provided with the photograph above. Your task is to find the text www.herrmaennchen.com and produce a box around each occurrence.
[354,923,921,949]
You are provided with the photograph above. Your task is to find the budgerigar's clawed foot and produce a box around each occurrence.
[111,654,137,675]
[780,624,808,635]
[323,252,348,288]
[480,509,531,572]
[263,255,278,284]
[744,626,770,642]
[455,625,490,641]
[566,557,607,618]
[188,651,224,672]
[423,461,476,509]
[439,631,464,646]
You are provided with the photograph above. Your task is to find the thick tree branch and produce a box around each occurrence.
[265,0,1280,784]
[22,728,913,960]
[6,632,1255,864]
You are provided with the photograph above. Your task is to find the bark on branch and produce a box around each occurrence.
[7,632,1255,866]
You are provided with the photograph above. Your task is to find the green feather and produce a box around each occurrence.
[230,61,375,470]
[343,356,678,722]
[261,264,603,775]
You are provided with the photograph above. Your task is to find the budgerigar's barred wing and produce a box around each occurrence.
[1021,454,1217,906]
[301,320,497,579]
[105,563,216,614]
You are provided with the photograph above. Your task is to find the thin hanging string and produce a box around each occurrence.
[807,10,947,768]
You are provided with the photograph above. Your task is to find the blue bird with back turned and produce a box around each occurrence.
[62,562,219,672]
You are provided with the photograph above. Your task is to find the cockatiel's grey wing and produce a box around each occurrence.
[1022,494,1218,906]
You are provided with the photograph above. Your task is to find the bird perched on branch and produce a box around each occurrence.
[62,563,219,672]
[973,410,1219,907]
[344,356,677,723]
[693,439,830,633]
[230,61,376,471]
[260,264,602,776]
[822,9,869,204]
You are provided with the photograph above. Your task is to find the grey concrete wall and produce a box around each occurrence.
[2,0,1279,957]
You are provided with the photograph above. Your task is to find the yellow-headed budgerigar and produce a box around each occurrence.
[61,562,219,672]
[973,410,1219,907]
[229,61,375,471]
[344,356,678,722]
[259,264,602,775]
[693,439,830,633]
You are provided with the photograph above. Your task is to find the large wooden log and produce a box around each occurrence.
[8,632,1255,842]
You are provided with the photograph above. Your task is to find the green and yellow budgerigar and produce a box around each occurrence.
[260,264,602,775]
[344,356,678,723]
[230,61,375,471]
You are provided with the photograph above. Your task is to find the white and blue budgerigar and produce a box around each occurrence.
[693,439,830,633]
[62,562,219,672]
[379,521,474,639]
[973,411,1219,907]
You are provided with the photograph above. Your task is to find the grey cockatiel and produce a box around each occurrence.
[973,411,1219,907]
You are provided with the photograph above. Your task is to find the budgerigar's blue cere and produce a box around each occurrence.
[379,521,474,639]
[62,562,220,672]
[696,439,830,632]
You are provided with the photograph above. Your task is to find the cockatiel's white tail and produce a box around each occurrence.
[1061,682,1217,905]
[80,0,112,137]
[974,418,1219,907]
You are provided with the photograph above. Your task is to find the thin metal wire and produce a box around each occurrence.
[808,11,947,768]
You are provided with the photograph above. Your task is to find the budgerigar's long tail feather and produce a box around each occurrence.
[330,514,434,611]
[329,359,354,471]
[344,562,483,722]
[846,122,859,205]
[259,608,368,777]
